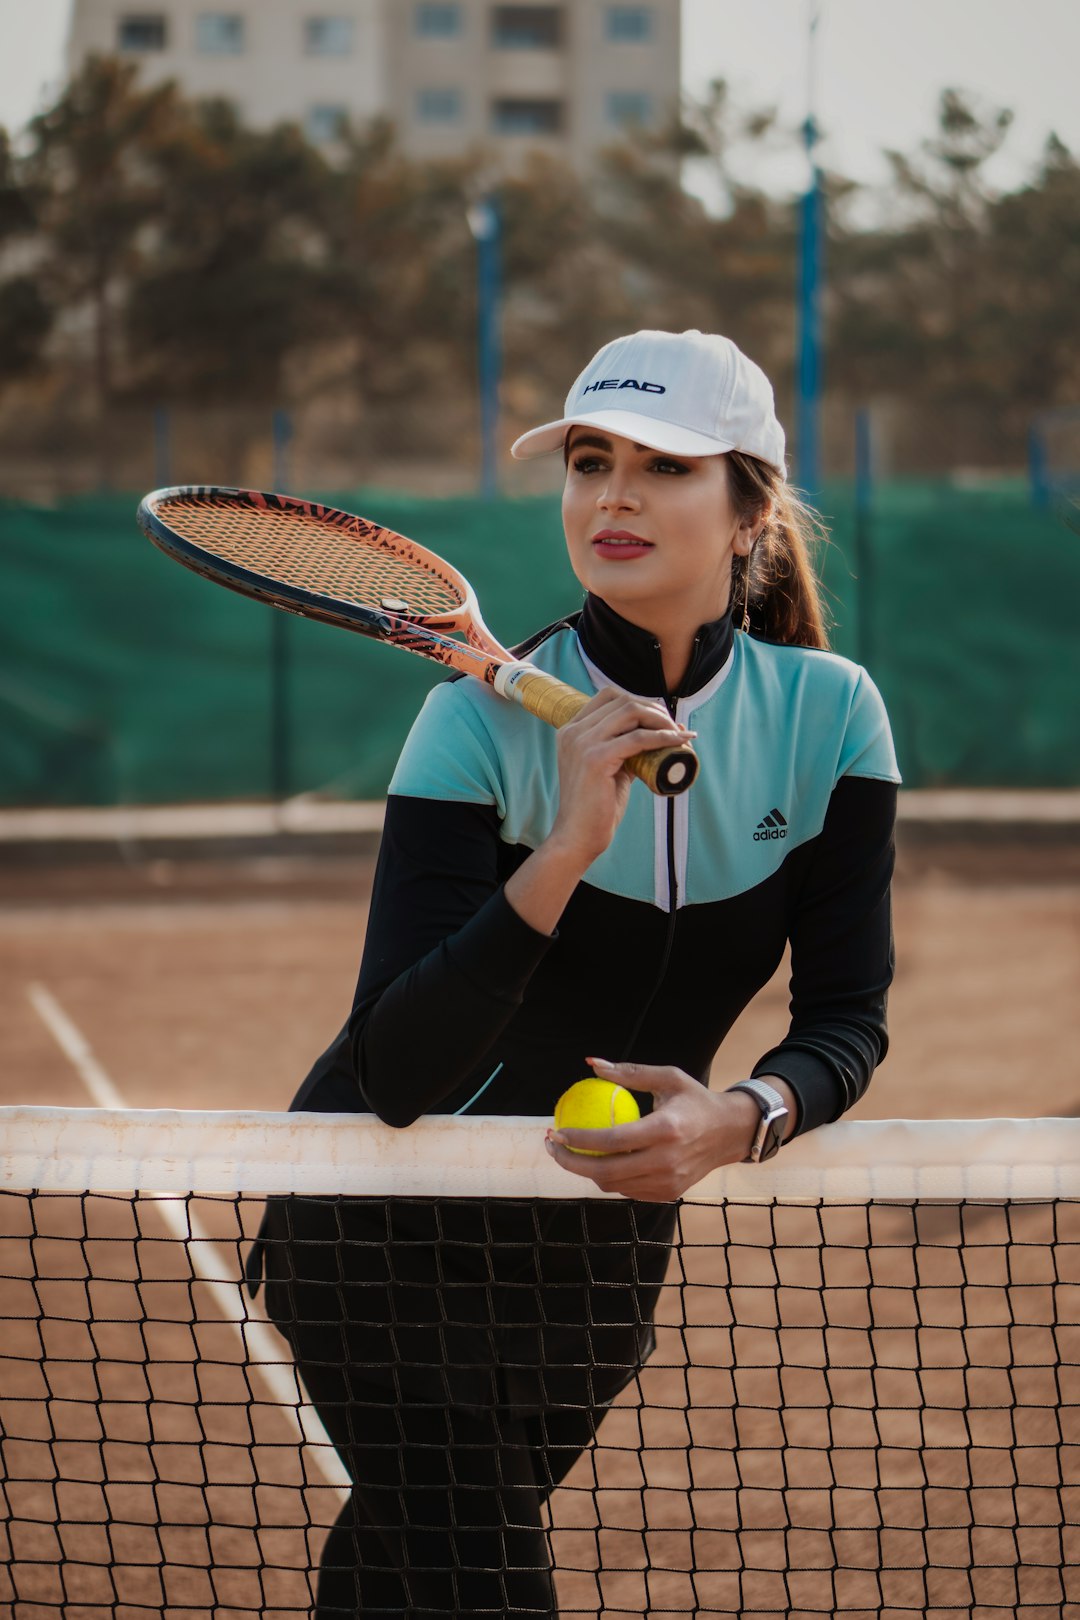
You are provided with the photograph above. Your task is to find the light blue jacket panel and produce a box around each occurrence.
[388,628,900,909]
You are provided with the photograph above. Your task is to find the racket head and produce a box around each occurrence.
[137,486,698,796]
[136,486,487,642]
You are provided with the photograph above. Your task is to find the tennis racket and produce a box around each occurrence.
[136,487,698,796]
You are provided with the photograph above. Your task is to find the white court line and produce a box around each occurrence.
[24,980,349,1493]
[26,982,128,1109]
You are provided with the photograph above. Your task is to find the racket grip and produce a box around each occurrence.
[494,665,699,797]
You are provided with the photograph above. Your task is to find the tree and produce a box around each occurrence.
[22,56,183,411]
[590,92,797,403]
[983,135,1080,419]
[670,78,779,214]
[125,99,339,406]
[827,89,1027,464]
[495,151,634,428]
[301,121,476,451]
[0,129,51,379]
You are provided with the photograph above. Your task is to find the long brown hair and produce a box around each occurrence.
[726,452,831,650]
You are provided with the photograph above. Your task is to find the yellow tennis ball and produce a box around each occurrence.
[553,1079,641,1156]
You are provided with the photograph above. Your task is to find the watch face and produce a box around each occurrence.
[737,1084,788,1164]
[758,1122,783,1162]
[754,1108,786,1162]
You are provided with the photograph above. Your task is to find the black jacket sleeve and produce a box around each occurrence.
[347,794,555,1126]
[751,774,897,1136]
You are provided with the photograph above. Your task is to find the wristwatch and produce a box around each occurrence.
[729,1080,789,1163]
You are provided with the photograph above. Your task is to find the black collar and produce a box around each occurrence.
[575,593,735,702]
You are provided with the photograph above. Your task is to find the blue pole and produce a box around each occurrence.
[153,405,171,486]
[854,407,874,669]
[272,408,294,492]
[1028,419,1050,509]
[796,2,823,497]
[471,197,502,501]
[796,144,823,497]
[855,405,873,518]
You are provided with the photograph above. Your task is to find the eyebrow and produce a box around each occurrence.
[567,432,655,453]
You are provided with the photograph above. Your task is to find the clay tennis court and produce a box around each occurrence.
[2,809,1078,1617]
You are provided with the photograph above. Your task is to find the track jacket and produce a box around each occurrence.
[291,594,900,1135]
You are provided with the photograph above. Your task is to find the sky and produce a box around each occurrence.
[0,0,1077,201]
[681,0,1080,202]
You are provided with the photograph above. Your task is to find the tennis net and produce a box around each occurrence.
[2,1107,1079,1619]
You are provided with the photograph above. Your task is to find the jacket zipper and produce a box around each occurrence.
[619,679,682,1060]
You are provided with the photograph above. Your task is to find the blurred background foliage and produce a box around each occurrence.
[1,55,1078,494]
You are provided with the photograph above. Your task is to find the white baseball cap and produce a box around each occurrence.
[510,328,786,473]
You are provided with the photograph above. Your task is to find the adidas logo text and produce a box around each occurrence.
[753,808,788,842]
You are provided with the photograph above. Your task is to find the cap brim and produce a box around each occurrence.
[510,409,737,461]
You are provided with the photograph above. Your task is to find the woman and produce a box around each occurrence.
[249,328,900,1617]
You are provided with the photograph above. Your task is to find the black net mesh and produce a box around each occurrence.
[2,1180,1078,1619]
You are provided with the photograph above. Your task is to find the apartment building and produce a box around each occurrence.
[65,1,681,168]
[65,1,387,144]
[385,2,680,169]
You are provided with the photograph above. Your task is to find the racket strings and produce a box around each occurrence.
[164,496,467,619]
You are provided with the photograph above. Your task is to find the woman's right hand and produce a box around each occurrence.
[548,688,695,867]
[505,689,693,937]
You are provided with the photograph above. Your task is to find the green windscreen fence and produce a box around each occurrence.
[1,482,1077,807]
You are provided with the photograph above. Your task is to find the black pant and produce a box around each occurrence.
[251,1194,675,1618]
[298,1370,598,1617]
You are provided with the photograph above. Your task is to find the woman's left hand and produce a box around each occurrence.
[544,1058,765,1202]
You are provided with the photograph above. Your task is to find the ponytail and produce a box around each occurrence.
[726,452,831,651]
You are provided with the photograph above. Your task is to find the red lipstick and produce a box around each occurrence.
[591,529,654,560]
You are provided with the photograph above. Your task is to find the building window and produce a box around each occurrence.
[606,90,652,127]
[491,98,562,135]
[417,87,462,122]
[415,3,462,37]
[491,6,561,49]
[304,17,354,55]
[306,104,349,143]
[606,6,652,42]
[197,13,246,53]
[117,14,168,50]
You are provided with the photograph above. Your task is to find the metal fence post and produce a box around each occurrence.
[854,406,875,671]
